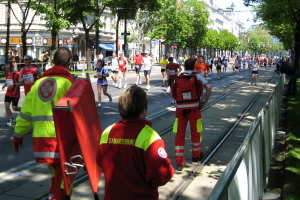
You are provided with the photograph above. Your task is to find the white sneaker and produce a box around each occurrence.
[123,83,127,88]
[135,81,139,85]
[96,103,102,108]
[146,85,150,90]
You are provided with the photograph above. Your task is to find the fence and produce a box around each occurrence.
[209,75,284,200]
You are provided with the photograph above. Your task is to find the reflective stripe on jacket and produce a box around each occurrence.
[15,74,72,163]
[100,124,161,150]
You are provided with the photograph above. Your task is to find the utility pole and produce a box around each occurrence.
[5,0,11,63]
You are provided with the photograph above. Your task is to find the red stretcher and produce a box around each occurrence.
[53,78,101,199]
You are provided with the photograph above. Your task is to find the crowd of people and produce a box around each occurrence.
[2,47,287,200]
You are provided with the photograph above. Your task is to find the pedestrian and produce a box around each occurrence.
[195,55,209,78]
[159,55,168,87]
[2,62,21,126]
[133,52,143,85]
[222,56,228,72]
[19,55,39,95]
[215,57,222,80]
[234,56,242,72]
[171,58,212,170]
[95,54,112,107]
[12,47,74,200]
[110,52,119,87]
[97,85,174,200]
[250,59,259,85]
[118,53,128,88]
[142,52,153,90]
[166,57,181,104]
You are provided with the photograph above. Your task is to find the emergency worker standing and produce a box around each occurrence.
[98,85,174,200]
[171,58,212,170]
[12,47,74,200]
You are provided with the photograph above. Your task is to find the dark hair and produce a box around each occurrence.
[184,58,196,70]
[53,47,72,67]
[168,57,174,62]
[118,85,147,119]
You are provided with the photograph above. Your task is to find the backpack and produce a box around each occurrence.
[173,74,203,109]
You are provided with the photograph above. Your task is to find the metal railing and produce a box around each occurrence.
[209,75,284,200]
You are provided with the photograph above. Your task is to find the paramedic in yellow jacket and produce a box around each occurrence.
[12,47,73,200]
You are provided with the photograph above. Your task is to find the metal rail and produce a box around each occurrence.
[168,73,277,200]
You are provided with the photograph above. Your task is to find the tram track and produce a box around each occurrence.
[38,69,274,200]
[167,73,277,200]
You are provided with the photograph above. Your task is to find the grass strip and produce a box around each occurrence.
[284,79,300,200]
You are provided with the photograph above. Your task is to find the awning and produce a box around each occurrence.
[99,43,115,51]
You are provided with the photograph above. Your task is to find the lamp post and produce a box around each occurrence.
[5,0,11,63]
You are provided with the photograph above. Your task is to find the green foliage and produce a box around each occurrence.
[244,0,300,50]
[202,29,219,49]
[34,0,71,33]
[238,26,285,55]
[150,0,209,49]
[285,79,300,198]
[219,29,238,51]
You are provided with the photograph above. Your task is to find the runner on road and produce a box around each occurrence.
[95,54,113,107]
[2,62,21,126]
[111,53,120,88]
[19,55,38,95]
[166,57,181,104]
[143,52,153,90]
[159,56,168,87]
[118,53,128,89]
[133,52,143,85]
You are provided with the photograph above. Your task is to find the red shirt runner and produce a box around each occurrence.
[5,72,20,98]
[166,63,180,79]
[20,66,37,95]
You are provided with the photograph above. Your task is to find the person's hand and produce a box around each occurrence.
[11,136,23,152]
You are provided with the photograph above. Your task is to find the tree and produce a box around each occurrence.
[34,0,71,51]
[10,0,41,56]
[150,0,209,55]
[202,29,219,57]
[184,0,209,50]
[219,30,238,54]
[244,0,300,94]
[63,0,109,68]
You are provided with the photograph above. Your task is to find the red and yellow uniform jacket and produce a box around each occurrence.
[98,119,174,200]
[14,66,73,164]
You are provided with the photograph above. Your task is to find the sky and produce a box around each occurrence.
[213,0,257,29]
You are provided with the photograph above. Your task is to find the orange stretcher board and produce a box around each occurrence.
[53,78,101,197]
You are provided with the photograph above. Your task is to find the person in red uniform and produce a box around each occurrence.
[12,48,74,200]
[171,58,211,170]
[19,55,38,95]
[98,85,174,200]
[166,57,181,104]
[2,62,21,126]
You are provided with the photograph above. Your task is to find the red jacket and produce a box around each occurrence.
[98,119,174,200]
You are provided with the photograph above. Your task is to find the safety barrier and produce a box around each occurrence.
[209,75,284,200]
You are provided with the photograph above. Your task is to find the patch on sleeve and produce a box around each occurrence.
[38,78,57,102]
[158,147,168,159]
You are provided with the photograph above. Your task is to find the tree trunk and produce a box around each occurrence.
[51,29,57,51]
[85,29,91,70]
[288,18,300,96]
[21,28,27,57]
[95,26,100,54]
